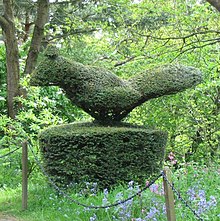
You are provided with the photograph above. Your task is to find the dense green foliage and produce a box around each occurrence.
[30,45,202,122]
[0,1,219,192]
[1,0,219,162]
[0,0,220,219]
[39,122,167,188]
[0,163,219,220]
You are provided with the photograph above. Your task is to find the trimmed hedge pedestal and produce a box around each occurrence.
[39,122,167,189]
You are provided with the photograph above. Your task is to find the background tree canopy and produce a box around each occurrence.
[0,0,219,163]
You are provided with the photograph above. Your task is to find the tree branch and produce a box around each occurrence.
[0,15,8,30]
[48,28,98,41]
[171,38,220,61]
[24,0,49,75]
[137,30,220,41]
[2,0,20,118]
[114,56,136,67]
[111,32,220,66]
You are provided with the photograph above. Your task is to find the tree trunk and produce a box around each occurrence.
[206,0,220,12]
[24,0,49,75]
[0,0,49,117]
[0,0,20,118]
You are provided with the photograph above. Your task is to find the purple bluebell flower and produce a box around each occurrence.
[149,184,164,195]
[118,199,133,221]
[150,184,159,194]
[128,180,134,187]
[133,218,145,221]
[102,188,109,206]
[198,190,206,199]
[89,213,97,221]
[104,188,108,196]
[187,187,197,201]
[162,204,166,214]
[145,207,159,219]
[207,196,217,208]
[115,192,123,200]
[187,188,218,216]
[128,180,135,192]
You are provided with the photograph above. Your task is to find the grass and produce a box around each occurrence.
[0,151,219,221]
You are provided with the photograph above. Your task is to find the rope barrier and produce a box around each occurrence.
[28,144,163,209]
[28,144,209,219]
[0,141,208,220]
[0,146,21,159]
[161,171,204,221]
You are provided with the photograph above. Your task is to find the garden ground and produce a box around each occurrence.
[0,213,19,221]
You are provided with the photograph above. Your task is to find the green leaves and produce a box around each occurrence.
[39,122,167,189]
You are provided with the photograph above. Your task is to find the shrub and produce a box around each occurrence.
[30,45,202,122]
[39,122,167,189]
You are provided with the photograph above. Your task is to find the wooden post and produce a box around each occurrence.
[163,167,176,221]
[22,141,28,210]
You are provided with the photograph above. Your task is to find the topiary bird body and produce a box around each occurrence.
[30,46,202,122]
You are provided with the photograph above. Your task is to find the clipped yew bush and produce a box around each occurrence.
[30,45,202,189]
[39,122,167,188]
[30,45,202,122]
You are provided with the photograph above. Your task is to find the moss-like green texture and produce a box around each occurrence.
[30,46,202,188]
[39,122,167,188]
[30,45,202,122]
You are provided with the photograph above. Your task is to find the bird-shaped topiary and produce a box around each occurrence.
[30,45,202,188]
[30,45,202,123]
